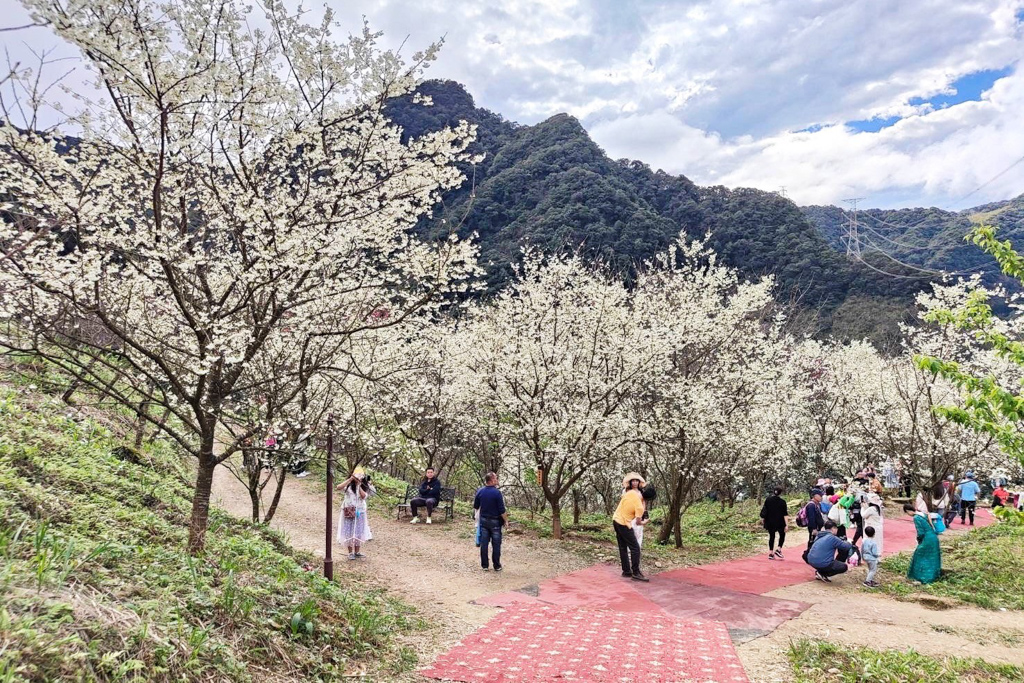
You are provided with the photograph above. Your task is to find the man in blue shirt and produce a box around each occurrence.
[473,472,508,572]
[807,521,856,582]
[957,472,982,526]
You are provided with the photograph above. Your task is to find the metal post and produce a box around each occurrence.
[324,414,334,581]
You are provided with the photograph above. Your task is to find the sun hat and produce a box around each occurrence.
[353,466,366,479]
[966,471,976,480]
[622,472,646,489]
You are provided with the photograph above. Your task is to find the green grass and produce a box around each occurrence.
[879,523,1024,610]
[0,380,418,682]
[788,640,1024,682]
[512,498,768,567]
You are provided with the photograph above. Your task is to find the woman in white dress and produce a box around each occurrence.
[337,469,370,559]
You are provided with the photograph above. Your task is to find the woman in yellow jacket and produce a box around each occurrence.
[613,472,650,582]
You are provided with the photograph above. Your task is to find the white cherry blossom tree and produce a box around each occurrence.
[464,253,658,538]
[0,0,477,552]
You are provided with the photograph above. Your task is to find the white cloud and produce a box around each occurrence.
[2,0,1022,208]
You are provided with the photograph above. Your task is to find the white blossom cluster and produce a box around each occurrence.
[0,0,478,550]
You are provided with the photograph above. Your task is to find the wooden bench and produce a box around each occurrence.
[395,485,457,522]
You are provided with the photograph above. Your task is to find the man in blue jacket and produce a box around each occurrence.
[807,521,856,582]
[473,472,508,572]
[957,472,982,526]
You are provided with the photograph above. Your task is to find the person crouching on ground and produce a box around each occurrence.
[807,520,856,583]
[473,472,507,572]
[861,526,881,588]
[760,486,788,560]
[410,467,442,524]
[613,472,649,582]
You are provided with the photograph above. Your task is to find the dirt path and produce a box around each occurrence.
[736,563,1024,683]
[210,465,592,669]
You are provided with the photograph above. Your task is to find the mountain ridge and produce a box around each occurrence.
[387,80,1020,346]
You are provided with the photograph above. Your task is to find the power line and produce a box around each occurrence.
[951,152,1024,207]
[842,197,865,258]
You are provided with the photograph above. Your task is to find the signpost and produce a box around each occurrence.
[324,414,335,581]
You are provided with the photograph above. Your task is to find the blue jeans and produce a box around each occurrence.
[479,517,502,569]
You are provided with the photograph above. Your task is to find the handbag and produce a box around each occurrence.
[933,515,946,534]
[343,505,356,520]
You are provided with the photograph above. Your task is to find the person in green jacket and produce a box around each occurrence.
[903,503,941,584]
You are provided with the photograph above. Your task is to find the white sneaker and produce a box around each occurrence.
[426,517,432,525]
[410,518,419,524]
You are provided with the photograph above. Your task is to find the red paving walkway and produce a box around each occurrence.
[665,508,994,594]
[423,603,748,683]
[425,507,995,682]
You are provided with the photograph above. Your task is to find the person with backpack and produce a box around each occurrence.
[760,487,789,560]
[797,489,825,549]
[849,488,866,547]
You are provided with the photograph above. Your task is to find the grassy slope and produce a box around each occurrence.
[0,380,418,682]
[788,640,1024,683]
[879,523,1024,610]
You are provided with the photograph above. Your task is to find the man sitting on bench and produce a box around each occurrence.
[410,467,442,525]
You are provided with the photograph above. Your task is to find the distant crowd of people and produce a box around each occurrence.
[332,462,1005,586]
[781,467,999,587]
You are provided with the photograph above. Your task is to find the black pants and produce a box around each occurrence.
[807,529,818,549]
[851,518,864,545]
[613,521,641,575]
[960,500,976,524]
[410,497,438,517]
[815,547,851,578]
[479,517,502,569]
[768,528,786,551]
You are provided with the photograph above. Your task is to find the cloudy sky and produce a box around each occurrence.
[3,0,1023,209]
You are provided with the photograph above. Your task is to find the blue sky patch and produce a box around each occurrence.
[908,66,1013,109]
[846,115,903,133]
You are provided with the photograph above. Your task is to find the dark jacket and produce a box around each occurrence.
[760,495,788,530]
[418,477,441,501]
[473,485,507,523]
[804,501,824,531]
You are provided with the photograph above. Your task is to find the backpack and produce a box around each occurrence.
[796,502,810,528]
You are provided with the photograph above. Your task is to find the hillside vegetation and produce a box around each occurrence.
[386,80,996,346]
[803,194,1024,284]
[0,370,417,682]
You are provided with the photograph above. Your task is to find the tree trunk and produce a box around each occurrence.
[133,402,148,449]
[547,493,563,539]
[572,488,581,526]
[658,474,685,547]
[62,378,81,405]
[247,469,261,523]
[263,467,287,524]
[188,454,216,554]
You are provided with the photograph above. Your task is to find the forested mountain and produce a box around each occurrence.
[802,195,1024,282]
[386,80,960,347]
